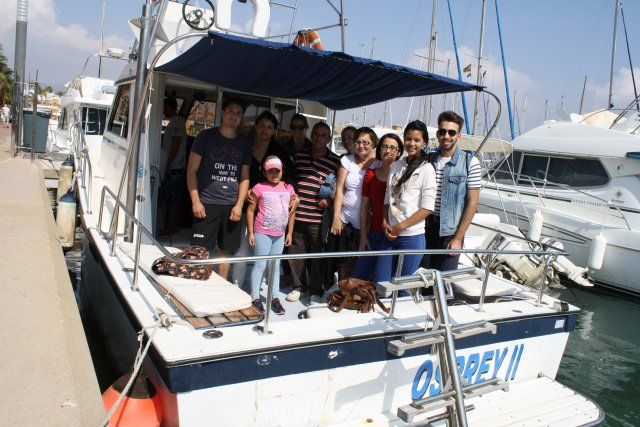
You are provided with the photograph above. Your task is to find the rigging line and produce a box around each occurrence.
[619,3,639,111]
[398,0,423,65]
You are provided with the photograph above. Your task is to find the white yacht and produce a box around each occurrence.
[480,107,640,295]
[66,1,602,425]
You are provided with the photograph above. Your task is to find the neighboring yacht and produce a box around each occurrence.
[479,106,640,295]
[65,1,602,425]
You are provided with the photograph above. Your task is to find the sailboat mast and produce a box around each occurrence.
[579,75,587,114]
[98,0,106,78]
[425,0,438,125]
[446,0,471,134]
[494,0,516,140]
[472,0,487,135]
[608,0,620,109]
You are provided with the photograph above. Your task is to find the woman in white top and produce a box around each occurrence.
[374,120,437,286]
[331,127,381,280]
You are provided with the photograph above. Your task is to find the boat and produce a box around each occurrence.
[479,105,640,295]
[67,1,602,425]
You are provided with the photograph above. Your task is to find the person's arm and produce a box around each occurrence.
[230,164,250,221]
[285,206,296,246]
[358,196,371,250]
[186,151,205,218]
[448,188,479,250]
[389,208,430,237]
[246,190,258,246]
[331,165,348,235]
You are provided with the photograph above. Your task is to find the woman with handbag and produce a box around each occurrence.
[330,127,381,280]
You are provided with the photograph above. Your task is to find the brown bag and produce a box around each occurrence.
[327,278,390,313]
[152,246,212,280]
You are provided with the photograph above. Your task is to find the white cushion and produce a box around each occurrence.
[119,243,252,317]
[451,277,518,298]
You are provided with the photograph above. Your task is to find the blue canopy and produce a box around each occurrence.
[157,32,482,110]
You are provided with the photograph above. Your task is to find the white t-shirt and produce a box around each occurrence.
[1,106,9,117]
[162,115,187,174]
[433,155,482,215]
[385,158,437,236]
[339,154,381,229]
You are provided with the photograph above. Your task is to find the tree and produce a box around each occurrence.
[0,44,13,105]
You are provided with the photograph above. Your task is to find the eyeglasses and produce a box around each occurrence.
[437,128,459,137]
[380,144,399,152]
[290,125,306,131]
[355,140,372,146]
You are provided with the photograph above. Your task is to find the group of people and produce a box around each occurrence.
[182,96,481,316]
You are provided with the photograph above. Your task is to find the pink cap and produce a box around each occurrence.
[263,156,283,171]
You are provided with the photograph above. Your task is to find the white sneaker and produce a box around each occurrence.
[309,294,323,305]
[286,288,301,302]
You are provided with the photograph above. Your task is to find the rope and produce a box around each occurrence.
[99,313,163,427]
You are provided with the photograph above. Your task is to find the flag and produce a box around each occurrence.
[463,63,472,77]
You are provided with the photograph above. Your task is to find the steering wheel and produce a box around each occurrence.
[182,0,215,31]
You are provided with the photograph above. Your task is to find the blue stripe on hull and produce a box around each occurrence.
[83,231,577,394]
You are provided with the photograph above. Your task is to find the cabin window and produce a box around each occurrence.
[546,157,609,187]
[81,107,108,135]
[274,102,297,142]
[186,99,216,136]
[519,154,549,185]
[107,85,131,138]
[492,151,521,184]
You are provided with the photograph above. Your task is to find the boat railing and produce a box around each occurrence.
[486,170,632,231]
[95,184,568,335]
[71,117,93,214]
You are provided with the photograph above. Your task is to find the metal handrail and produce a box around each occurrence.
[95,184,566,334]
[609,94,640,129]
[486,173,632,230]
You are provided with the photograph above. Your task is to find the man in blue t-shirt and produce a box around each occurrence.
[186,98,251,279]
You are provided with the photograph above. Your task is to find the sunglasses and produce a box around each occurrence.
[290,125,306,131]
[437,128,459,137]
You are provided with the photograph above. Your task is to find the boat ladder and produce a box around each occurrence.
[379,268,508,426]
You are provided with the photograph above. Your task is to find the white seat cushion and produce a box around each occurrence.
[119,243,252,317]
[451,276,518,298]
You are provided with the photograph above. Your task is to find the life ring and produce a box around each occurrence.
[293,29,324,50]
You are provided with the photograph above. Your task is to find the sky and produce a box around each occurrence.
[1,0,639,139]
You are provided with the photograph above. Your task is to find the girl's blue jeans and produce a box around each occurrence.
[250,232,285,299]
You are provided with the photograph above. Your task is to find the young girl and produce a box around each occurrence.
[247,156,296,315]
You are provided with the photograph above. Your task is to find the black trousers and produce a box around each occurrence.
[422,216,462,272]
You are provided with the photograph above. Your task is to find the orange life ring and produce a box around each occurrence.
[293,29,324,50]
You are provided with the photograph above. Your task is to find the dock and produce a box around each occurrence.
[0,127,104,425]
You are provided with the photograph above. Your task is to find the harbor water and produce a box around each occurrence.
[556,285,640,426]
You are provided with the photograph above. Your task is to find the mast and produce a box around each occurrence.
[361,37,375,126]
[619,3,639,111]
[607,0,620,109]
[578,75,587,114]
[445,0,471,134]
[472,0,487,135]
[98,0,106,78]
[494,0,516,140]
[425,0,438,125]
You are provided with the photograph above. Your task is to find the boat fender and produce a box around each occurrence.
[57,156,74,202]
[587,233,607,270]
[528,209,544,242]
[102,373,163,427]
[56,189,76,249]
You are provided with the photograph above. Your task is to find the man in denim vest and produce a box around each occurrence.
[423,111,482,271]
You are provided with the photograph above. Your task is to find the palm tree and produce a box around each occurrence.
[0,44,13,106]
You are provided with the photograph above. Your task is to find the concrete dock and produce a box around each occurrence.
[0,127,104,425]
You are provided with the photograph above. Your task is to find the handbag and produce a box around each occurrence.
[152,246,212,280]
[327,278,390,313]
